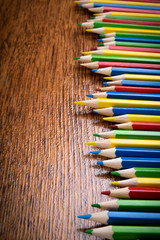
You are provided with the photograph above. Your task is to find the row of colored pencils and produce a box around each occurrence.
[74,0,160,239]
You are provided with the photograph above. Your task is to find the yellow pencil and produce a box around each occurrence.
[83,49,160,59]
[111,177,160,188]
[75,0,160,7]
[104,74,160,81]
[74,98,160,108]
[85,139,160,148]
[103,114,160,123]
[86,27,160,35]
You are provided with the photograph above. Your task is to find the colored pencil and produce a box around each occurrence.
[81,61,160,69]
[95,15,160,23]
[93,130,160,140]
[86,27,160,35]
[89,7,160,14]
[109,122,160,131]
[96,86,160,94]
[74,54,160,63]
[103,80,160,88]
[98,40,160,47]
[77,0,160,5]
[101,187,160,199]
[87,91,160,101]
[99,32,160,39]
[104,74,160,81]
[74,99,160,109]
[84,225,160,239]
[90,147,160,158]
[94,11,160,18]
[85,139,160,148]
[80,21,160,30]
[92,67,160,76]
[97,157,160,169]
[111,167,160,178]
[77,0,160,7]
[93,107,160,116]
[110,177,160,187]
[83,50,160,58]
[95,18,160,26]
[92,199,160,212]
[78,210,160,225]
[103,114,160,123]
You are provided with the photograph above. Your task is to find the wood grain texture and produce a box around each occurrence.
[0,1,115,239]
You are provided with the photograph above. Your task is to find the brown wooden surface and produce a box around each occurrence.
[0,1,114,239]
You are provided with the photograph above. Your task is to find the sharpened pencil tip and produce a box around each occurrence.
[103,82,108,86]
[74,1,79,3]
[95,88,101,91]
[86,29,92,32]
[101,190,110,195]
[73,57,80,60]
[111,171,120,177]
[93,133,100,137]
[97,39,103,42]
[78,214,91,219]
[97,161,103,166]
[109,124,118,129]
[111,181,118,186]
[86,94,93,98]
[103,117,115,122]
[84,229,93,235]
[82,51,92,55]
[77,23,82,26]
[98,43,104,46]
[90,17,95,19]
[99,34,106,38]
[78,4,82,7]
[93,110,97,114]
[90,150,101,155]
[74,101,86,106]
[92,69,98,73]
[92,203,100,208]
[84,142,95,146]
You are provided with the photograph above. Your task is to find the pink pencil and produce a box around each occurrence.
[99,45,160,53]
[89,7,160,14]
[102,18,160,26]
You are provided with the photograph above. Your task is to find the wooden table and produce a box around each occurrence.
[0,1,113,239]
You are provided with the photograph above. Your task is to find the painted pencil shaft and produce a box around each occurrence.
[111,177,160,187]
[100,32,160,39]
[104,74,160,81]
[92,199,160,212]
[97,86,160,93]
[86,139,160,149]
[109,122,160,131]
[103,80,160,88]
[94,130,160,140]
[112,167,160,178]
[84,225,160,239]
[78,210,160,225]
[74,99,160,109]
[96,11,160,19]
[102,187,160,199]
[97,157,160,169]
[90,147,160,158]
[103,114,160,123]
[101,41,160,49]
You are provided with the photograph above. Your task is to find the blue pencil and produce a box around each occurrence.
[98,37,160,44]
[92,67,160,76]
[103,80,160,88]
[90,147,160,158]
[92,107,160,116]
[78,211,160,225]
[97,157,160,169]
[79,3,160,11]
[87,91,160,101]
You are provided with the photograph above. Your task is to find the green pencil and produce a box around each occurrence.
[98,41,160,49]
[99,32,160,39]
[111,167,160,178]
[92,199,160,212]
[80,22,160,30]
[100,15,160,22]
[84,225,160,239]
[74,54,160,63]
[93,130,160,140]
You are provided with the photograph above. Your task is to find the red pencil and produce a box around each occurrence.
[101,187,160,199]
[102,18,160,26]
[99,45,160,53]
[89,7,160,14]
[109,122,160,131]
[81,61,160,69]
[109,0,160,2]
[95,85,160,94]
